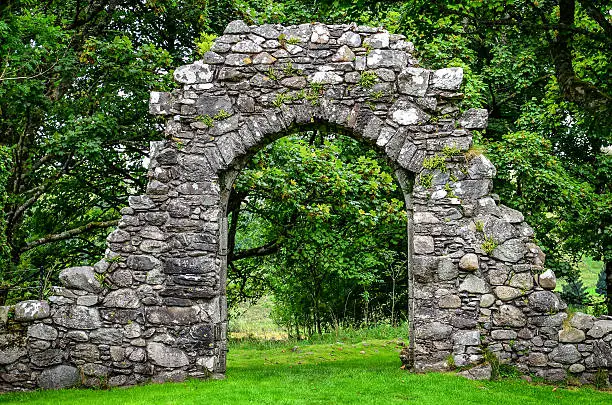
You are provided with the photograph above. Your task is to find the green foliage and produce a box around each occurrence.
[419,173,433,189]
[197,115,215,127]
[358,71,378,89]
[265,67,279,81]
[442,145,462,157]
[560,273,591,307]
[481,236,498,256]
[482,347,500,380]
[422,154,447,172]
[596,268,607,297]
[283,61,300,76]
[273,92,290,108]
[230,134,408,335]
[287,37,301,45]
[214,109,231,120]
[475,221,484,233]
[195,33,218,56]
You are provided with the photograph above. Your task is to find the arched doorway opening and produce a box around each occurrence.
[218,126,414,351]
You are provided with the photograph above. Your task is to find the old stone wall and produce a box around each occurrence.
[0,21,610,391]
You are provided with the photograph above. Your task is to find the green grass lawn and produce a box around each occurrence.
[1,338,610,405]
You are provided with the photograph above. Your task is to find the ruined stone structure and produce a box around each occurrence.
[1,21,611,391]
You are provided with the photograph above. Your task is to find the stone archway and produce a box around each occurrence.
[1,21,611,391]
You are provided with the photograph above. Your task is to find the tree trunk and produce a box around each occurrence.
[606,261,612,315]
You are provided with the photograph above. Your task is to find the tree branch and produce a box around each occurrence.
[20,219,119,253]
[232,240,280,261]
[578,0,612,41]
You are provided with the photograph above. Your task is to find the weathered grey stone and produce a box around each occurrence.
[331,45,355,62]
[14,300,50,321]
[308,71,343,84]
[528,352,548,366]
[174,61,214,84]
[499,204,524,223]
[231,40,262,53]
[103,288,140,308]
[413,235,434,254]
[127,254,160,271]
[587,320,612,338]
[146,342,189,368]
[508,272,534,291]
[398,67,429,96]
[224,20,250,34]
[549,345,581,364]
[81,363,108,378]
[28,324,58,341]
[459,253,479,271]
[459,108,488,129]
[491,239,525,263]
[196,94,233,117]
[494,286,522,301]
[38,365,80,390]
[252,52,276,64]
[59,266,102,293]
[416,322,453,340]
[439,294,462,309]
[453,330,480,346]
[252,24,279,39]
[0,306,9,324]
[90,328,124,345]
[537,269,557,290]
[72,344,100,362]
[310,24,330,43]
[568,363,585,373]
[528,291,560,313]
[458,363,491,380]
[437,258,458,281]
[480,294,495,308]
[146,306,199,325]
[493,305,527,327]
[366,49,407,69]
[559,327,586,343]
[432,67,463,90]
[53,305,101,330]
[338,31,361,47]
[570,312,595,331]
[491,329,517,340]
[459,275,489,294]
[0,346,27,365]
[467,154,496,179]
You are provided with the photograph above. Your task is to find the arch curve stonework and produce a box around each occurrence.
[1,21,611,390]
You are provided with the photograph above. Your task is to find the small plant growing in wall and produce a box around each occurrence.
[213,109,231,120]
[265,67,279,81]
[273,92,290,108]
[481,235,498,255]
[363,42,373,55]
[196,115,215,128]
[444,183,457,198]
[95,273,111,289]
[370,90,384,100]
[358,71,378,89]
[287,36,301,45]
[442,145,462,157]
[283,61,301,76]
[419,173,433,189]
[475,220,484,232]
[422,154,448,172]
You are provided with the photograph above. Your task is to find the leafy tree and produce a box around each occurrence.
[227,133,408,335]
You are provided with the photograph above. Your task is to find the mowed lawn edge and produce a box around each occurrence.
[1,339,610,405]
